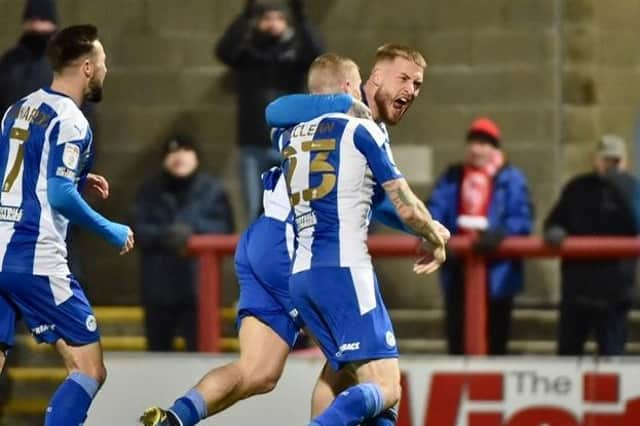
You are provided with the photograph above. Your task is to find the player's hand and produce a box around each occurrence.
[120,227,135,255]
[85,173,109,199]
[348,99,372,120]
[414,221,449,275]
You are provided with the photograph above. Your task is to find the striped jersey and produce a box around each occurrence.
[0,88,93,276]
[261,166,295,260]
[274,113,402,273]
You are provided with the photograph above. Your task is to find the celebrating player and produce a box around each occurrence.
[267,44,441,422]
[274,49,446,424]
[140,48,445,426]
[139,54,368,426]
[0,25,134,425]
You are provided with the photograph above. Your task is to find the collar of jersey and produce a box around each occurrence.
[43,87,73,100]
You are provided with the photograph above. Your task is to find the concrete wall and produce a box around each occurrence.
[0,0,638,306]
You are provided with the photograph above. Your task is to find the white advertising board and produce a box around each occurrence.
[89,353,640,425]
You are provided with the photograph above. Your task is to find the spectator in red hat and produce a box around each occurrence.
[427,118,533,355]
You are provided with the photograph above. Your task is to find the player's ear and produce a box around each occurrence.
[82,59,93,78]
[371,67,383,87]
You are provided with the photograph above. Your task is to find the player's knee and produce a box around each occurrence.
[380,380,401,408]
[243,367,280,395]
[80,363,107,386]
[71,361,107,386]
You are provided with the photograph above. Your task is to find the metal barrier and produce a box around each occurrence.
[188,234,640,354]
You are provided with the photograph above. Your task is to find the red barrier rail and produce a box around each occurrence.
[188,235,640,354]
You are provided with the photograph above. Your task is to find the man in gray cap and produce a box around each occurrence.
[545,134,639,355]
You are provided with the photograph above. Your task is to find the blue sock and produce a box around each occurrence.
[310,383,384,426]
[45,372,100,426]
[168,389,208,426]
[364,407,399,425]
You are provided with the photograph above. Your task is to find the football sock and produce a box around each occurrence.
[168,388,208,426]
[309,383,384,426]
[44,372,99,426]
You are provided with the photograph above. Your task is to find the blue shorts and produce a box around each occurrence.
[290,266,399,371]
[0,272,100,349]
[235,216,300,348]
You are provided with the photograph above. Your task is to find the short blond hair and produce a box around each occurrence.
[375,43,426,68]
[307,53,360,94]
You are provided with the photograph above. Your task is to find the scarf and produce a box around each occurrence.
[457,150,504,234]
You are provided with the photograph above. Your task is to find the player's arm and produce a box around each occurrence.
[382,178,442,244]
[46,118,133,254]
[353,122,446,273]
[265,93,353,128]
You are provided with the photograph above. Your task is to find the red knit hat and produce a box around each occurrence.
[467,117,501,147]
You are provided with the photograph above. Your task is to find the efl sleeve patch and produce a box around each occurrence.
[62,143,80,170]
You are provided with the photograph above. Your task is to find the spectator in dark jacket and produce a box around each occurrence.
[215,0,324,221]
[427,118,533,355]
[0,0,57,115]
[545,135,638,356]
[134,135,234,351]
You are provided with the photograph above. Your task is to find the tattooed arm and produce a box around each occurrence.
[383,178,447,274]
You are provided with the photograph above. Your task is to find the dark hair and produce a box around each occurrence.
[47,25,99,72]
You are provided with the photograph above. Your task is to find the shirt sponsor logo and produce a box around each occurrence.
[62,143,80,169]
[0,205,23,222]
[56,167,75,179]
[296,211,317,230]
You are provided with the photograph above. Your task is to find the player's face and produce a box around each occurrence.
[85,41,107,103]
[465,140,496,168]
[373,58,424,125]
[164,149,199,178]
[257,11,288,38]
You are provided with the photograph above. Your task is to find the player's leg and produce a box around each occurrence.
[311,362,356,416]
[311,363,399,426]
[45,339,106,425]
[0,291,18,374]
[195,316,290,412]
[2,273,104,426]
[141,231,295,426]
[140,316,291,426]
[300,267,401,425]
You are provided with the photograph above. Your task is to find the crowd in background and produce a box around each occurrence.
[0,0,638,356]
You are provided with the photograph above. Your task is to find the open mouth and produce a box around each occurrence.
[393,96,410,110]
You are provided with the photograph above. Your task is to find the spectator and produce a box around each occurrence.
[544,135,638,356]
[427,118,533,355]
[133,135,234,351]
[0,0,57,114]
[0,0,96,124]
[215,0,324,221]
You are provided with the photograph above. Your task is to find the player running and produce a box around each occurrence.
[0,25,134,425]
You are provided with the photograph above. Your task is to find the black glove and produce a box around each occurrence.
[165,223,193,251]
[473,228,506,254]
[544,226,567,247]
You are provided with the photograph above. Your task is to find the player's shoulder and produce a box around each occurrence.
[350,117,387,147]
